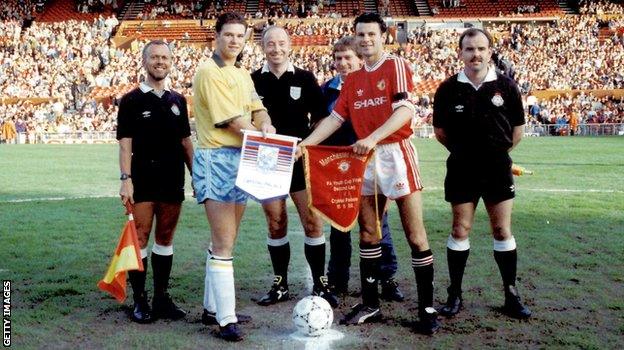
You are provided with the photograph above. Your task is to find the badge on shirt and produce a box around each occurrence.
[171,104,180,116]
[491,93,504,107]
[377,79,386,91]
[290,86,301,100]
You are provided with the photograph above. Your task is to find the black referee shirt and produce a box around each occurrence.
[116,84,191,165]
[433,71,525,156]
[251,63,327,139]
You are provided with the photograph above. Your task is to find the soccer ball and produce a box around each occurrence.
[292,296,333,336]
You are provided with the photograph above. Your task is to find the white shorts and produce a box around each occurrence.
[362,139,423,199]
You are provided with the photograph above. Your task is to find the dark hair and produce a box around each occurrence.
[142,40,171,62]
[332,36,361,58]
[458,28,493,49]
[215,12,247,34]
[353,12,387,34]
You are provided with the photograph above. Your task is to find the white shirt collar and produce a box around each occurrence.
[139,81,170,95]
[457,66,497,90]
[261,62,295,74]
[364,52,388,72]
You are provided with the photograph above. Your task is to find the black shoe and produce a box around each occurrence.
[218,323,243,342]
[439,294,463,317]
[202,309,252,326]
[257,276,289,306]
[131,293,154,324]
[415,307,440,335]
[380,277,405,302]
[152,293,186,320]
[339,303,382,325]
[331,283,349,296]
[503,286,531,319]
[312,276,339,308]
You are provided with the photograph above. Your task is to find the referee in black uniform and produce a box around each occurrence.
[433,28,531,320]
[251,26,338,308]
[117,40,194,323]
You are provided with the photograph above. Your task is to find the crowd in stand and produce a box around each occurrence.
[579,0,624,15]
[0,1,37,21]
[1,1,624,142]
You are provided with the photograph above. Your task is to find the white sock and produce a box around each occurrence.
[493,236,517,252]
[203,251,216,313]
[208,255,238,326]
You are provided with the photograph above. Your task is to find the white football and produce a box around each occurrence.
[292,296,334,337]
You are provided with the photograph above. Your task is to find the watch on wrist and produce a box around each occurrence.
[120,173,131,180]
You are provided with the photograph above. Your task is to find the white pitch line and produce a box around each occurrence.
[424,187,624,194]
[2,187,623,204]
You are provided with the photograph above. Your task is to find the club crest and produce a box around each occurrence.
[377,79,386,91]
[338,161,350,173]
[491,93,504,107]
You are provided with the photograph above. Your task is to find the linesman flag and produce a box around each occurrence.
[97,203,144,303]
[303,145,373,231]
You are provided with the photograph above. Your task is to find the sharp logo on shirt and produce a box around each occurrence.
[377,79,386,91]
[491,93,505,107]
[170,104,180,116]
[454,105,464,113]
[141,111,151,118]
[290,86,301,100]
[356,89,364,97]
[353,96,387,110]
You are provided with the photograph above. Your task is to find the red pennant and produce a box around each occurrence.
[303,145,373,231]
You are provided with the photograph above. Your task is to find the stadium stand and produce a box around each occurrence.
[1,0,623,143]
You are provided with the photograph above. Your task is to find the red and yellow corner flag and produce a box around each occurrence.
[303,145,373,232]
[97,204,144,303]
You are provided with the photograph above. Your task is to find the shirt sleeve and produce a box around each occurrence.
[330,75,351,122]
[507,79,526,127]
[247,73,266,113]
[195,65,245,127]
[116,92,134,140]
[305,72,328,125]
[178,95,191,138]
[432,80,449,129]
[390,58,415,113]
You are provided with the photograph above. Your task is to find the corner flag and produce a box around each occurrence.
[97,203,144,303]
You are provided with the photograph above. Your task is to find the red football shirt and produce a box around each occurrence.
[331,53,415,144]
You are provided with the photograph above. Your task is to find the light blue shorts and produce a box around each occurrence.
[193,147,249,204]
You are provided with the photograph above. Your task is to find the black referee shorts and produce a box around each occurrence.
[444,153,515,205]
[132,159,185,203]
[289,158,307,193]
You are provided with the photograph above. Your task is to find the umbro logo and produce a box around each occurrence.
[366,277,375,283]
[142,111,151,118]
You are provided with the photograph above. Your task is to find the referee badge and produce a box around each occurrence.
[491,93,504,107]
[290,86,301,100]
[171,104,180,116]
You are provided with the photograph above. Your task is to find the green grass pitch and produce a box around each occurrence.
[1,137,623,348]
